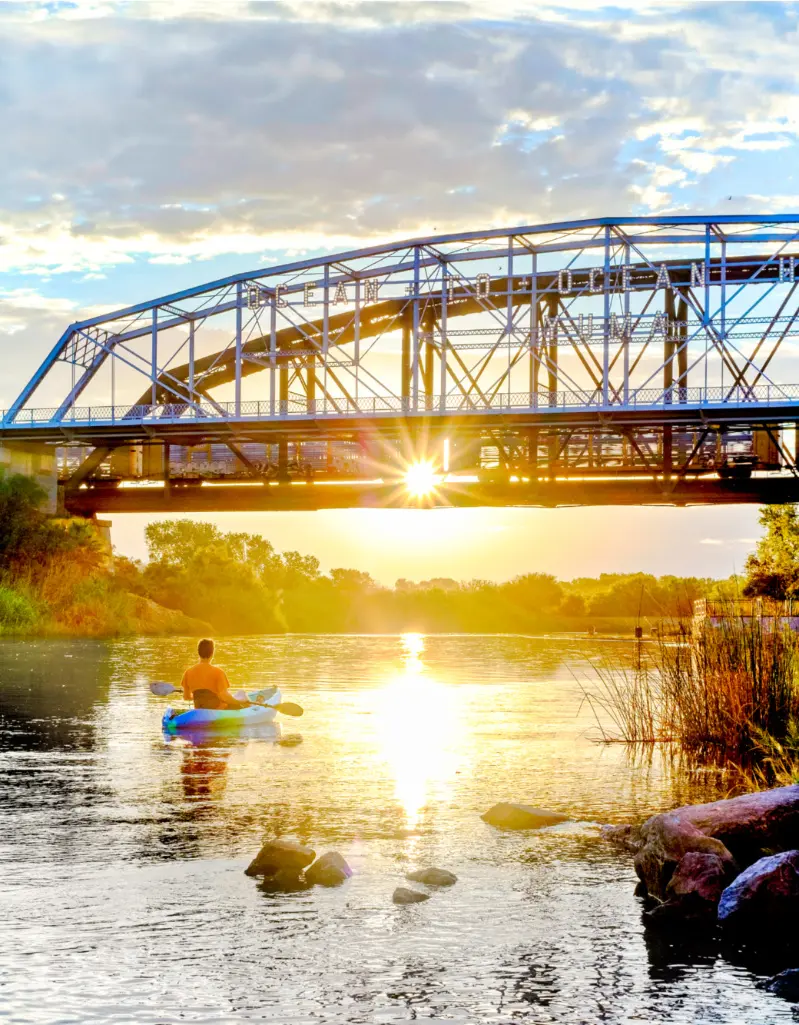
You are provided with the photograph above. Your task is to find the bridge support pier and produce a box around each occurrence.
[0,441,58,512]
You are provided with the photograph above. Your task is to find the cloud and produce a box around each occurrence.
[0,2,795,275]
[699,538,724,546]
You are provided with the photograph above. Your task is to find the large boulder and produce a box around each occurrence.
[481,803,569,830]
[245,839,316,878]
[393,887,430,905]
[718,850,799,930]
[305,851,352,887]
[648,852,729,919]
[406,867,457,887]
[634,784,799,900]
[762,969,799,1002]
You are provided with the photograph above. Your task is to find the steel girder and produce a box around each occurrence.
[5,216,799,468]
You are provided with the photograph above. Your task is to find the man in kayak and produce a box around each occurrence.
[181,639,249,710]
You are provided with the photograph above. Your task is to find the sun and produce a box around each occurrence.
[405,460,439,497]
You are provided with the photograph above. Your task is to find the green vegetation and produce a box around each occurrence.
[2,475,799,643]
[101,518,718,635]
[0,585,37,629]
[743,504,799,599]
[0,477,744,636]
[585,615,799,756]
[582,504,799,781]
[0,469,163,636]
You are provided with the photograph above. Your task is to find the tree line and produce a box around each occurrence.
[1,466,789,635]
[114,519,719,633]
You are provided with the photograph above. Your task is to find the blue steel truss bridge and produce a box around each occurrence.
[5,214,799,514]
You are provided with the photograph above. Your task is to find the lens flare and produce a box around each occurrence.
[405,460,439,497]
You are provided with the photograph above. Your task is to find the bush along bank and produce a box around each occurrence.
[0,474,773,639]
[0,470,211,637]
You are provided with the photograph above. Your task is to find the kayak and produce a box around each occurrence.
[162,687,282,733]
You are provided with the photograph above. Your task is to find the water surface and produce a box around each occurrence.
[0,634,792,1023]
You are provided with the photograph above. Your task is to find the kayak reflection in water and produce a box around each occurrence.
[178,739,232,800]
[180,638,249,710]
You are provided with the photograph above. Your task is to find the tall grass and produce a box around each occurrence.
[580,644,668,744]
[0,585,38,630]
[584,606,799,763]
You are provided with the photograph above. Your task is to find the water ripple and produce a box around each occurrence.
[0,635,791,1023]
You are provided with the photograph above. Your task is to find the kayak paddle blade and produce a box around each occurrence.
[274,701,304,717]
[150,681,179,696]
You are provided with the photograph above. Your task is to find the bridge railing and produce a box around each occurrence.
[694,598,799,619]
[3,383,799,427]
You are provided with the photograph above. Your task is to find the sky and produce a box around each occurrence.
[2,0,797,583]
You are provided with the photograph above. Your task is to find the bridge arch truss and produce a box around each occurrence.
[5,214,799,508]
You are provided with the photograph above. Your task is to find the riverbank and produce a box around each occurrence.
[0,614,652,640]
[0,585,213,638]
[0,472,734,638]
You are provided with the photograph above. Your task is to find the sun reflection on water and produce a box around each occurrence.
[375,633,463,830]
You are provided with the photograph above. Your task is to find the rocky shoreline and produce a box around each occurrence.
[243,788,799,1000]
[604,784,799,926]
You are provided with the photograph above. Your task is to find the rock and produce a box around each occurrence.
[647,852,729,919]
[392,886,431,905]
[762,969,799,1001]
[718,850,799,930]
[481,803,569,830]
[633,784,799,900]
[245,839,316,878]
[406,867,457,887]
[258,868,312,893]
[305,851,352,887]
[602,823,644,852]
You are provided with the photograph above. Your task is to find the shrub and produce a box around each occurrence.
[0,586,38,629]
[583,610,799,760]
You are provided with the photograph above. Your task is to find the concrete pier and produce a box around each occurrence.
[0,442,57,512]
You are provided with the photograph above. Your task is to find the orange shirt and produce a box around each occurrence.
[180,662,231,702]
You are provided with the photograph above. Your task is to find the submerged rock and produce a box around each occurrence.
[633,784,799,901]
[393,886,430,905]
[245,839,316,878]
[602,823,644,852]
[305,851,352,887]
[481,803,569,830]
[718,850,799,930]
[259,868,312,893]
[648,852,729,919]
[762,969,799,1002]
[406,867,457,887]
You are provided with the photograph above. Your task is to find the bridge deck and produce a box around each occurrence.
[63,475,799,515]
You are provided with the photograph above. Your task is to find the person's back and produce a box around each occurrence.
[181,661,230,705]
[181,638,246,709]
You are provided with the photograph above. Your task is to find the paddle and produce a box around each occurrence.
[149,681,304,717]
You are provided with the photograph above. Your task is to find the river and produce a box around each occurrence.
[0,633,793,1024]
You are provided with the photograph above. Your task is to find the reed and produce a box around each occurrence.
[584,606,799,761]
[579,643,668,744]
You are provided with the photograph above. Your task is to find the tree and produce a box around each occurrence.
[330,568,378,592]
[560,593,586,617]
[0,470,100,576]
[744,505,799,599]
[144,520,221,566]
[504,573,564,611]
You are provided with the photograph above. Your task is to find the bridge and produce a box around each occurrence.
[4,214,799,514]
